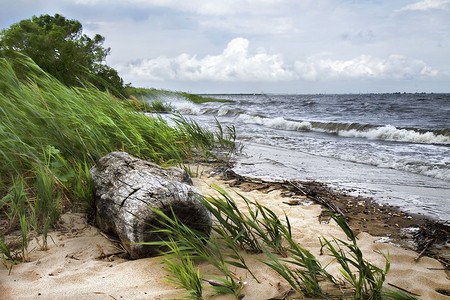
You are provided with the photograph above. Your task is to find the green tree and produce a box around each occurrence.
[0,13,125,96]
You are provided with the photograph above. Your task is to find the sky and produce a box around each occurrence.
[1,0,449,94]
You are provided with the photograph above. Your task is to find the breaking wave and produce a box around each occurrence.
[171,100,203,115]
[238,114,312,131]
[237,114,450,145]
[335,125,450,145]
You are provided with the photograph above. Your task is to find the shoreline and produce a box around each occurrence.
[215,165,449,271]
[231,142,450,222]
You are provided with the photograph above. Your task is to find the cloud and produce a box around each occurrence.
[122,38,295,82]
[399,0,450,11]
[294,54,439,80]
[120,38,439,83]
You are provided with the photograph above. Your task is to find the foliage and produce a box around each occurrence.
[148,99,173,112]
[124,87,175,99]
[0,235,17,273]
[144,187,398,299]
[2,175,30,260]
[320,215,391,300]
[199,186,292,256]
[0,14,125,96]
[0,57,236,267]
[143,207,247,299]
[162,238,204,299]
[199,186,263,254]
[382,288,420,300]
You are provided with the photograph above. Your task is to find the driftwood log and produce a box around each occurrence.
[90,152,212,259]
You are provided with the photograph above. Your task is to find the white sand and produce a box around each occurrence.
[1,170,448,299]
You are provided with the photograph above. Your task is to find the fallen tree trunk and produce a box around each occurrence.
[90,152,212,259]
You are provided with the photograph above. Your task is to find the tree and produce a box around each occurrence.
[0,14,125,96]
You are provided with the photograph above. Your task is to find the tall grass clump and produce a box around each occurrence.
[199,186,291,256]
[199,186,263,254]
[161,238,204,299]
[320,215,390,299]
[1,175,29,261]
[143,207,248,299]
[262,246,331,298]
[0,55,237,264]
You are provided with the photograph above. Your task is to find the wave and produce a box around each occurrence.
[171,100,203,115]
[238,114,312,131]
[335,125,450,145]
[310,122,450,145]
[217,107,244,117]
[238,113,450,145]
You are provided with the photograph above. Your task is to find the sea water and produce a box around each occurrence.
[160,93,450,221]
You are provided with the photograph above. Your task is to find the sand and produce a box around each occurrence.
[0,168,449,299]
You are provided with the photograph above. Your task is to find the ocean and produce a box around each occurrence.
[161,93,450,221]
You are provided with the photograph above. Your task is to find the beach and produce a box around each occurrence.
[1,5,449,299]
[1,164,448,299]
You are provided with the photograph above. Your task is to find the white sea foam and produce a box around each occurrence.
[217,108,230,116]
[337,125,450,145]
[171,100,203,115]
[320,147,450,182]
[374,160,450,182]
[238,114,312,131]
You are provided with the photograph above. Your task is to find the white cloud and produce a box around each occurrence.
[120,38,439,84]
[399,0,450,11]
[294,54,439,80]
[122,38,295,82]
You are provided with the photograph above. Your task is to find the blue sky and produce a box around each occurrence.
[1,0,449,93]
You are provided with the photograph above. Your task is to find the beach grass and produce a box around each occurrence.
[144,187,400,299]
[143,207,248,299]
[320,215,390,300]
[0,55,237,261]
[161,237,204,300]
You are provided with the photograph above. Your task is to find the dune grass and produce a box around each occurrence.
[144,187,403,299]
[0,56,237,261]
[143,206,247,299]
[320,215,391,300]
